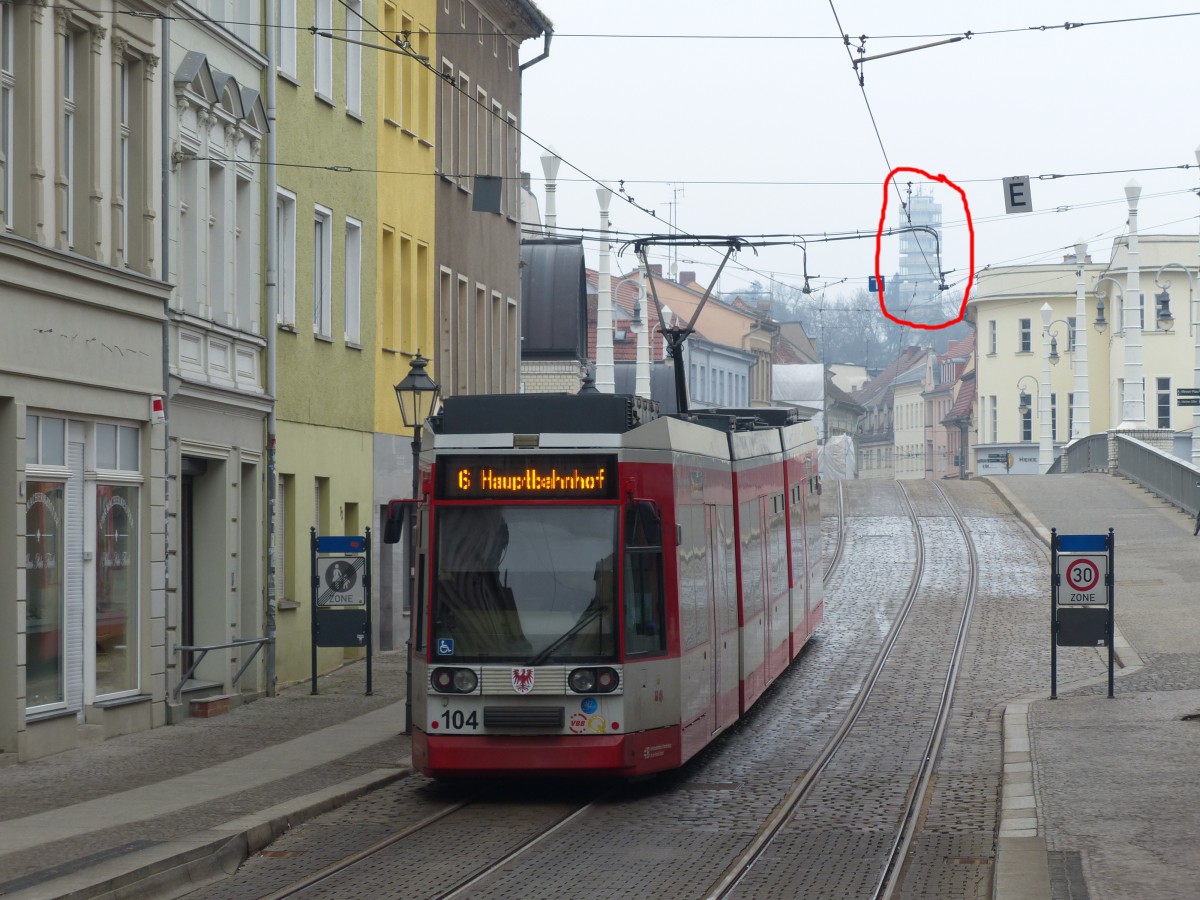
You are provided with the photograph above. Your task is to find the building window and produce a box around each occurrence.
[505,114,518,218]
[382,226,396,348]
[475,87,488,175]
[1157,377,1171,429]
[418,30,432,136]
[276,189,297,326]
[344,217,362,344]
[115,59,130,265]
[235,173,256,330]
[25,414,67,710]
[1066,316,1077,352]
[314,0,333,101]
[95,478,139,697]
[402,14,416,129]
[1018,318,1031,353]
[1021,403,1032,442]
[279,0,297,77]
[1050,393,1057,441]
[26,479,66,709]
[313,205,332,338]
[456,72,469,189]
[383,3,398,122]
[208,161,226,322]
[438,60,453,178]
[0,0,12,229]
[345,0,362,116]
[60,28,83,250]
[988,319,996,354]
[1068,392,1075,439]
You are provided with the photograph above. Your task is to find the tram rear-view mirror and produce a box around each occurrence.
[383,499,414,544]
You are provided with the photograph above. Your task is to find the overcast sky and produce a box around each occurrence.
[518,2,1200,318]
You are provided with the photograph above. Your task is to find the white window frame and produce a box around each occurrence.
[314,0,333,102]
[344,217,362,345]
[313,204,333,338]
[344,0,362,117]
[279,0,297,78]
[276,188,297,326]
[1018,318,1031,353]
[1157,376,1172,429]
[987,319,996,354]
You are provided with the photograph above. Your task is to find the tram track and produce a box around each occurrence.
[822,479,846,582]
[251,787,611,900]
[705,479,980,900]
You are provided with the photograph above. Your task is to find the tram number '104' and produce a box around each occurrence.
[440,709,479,731]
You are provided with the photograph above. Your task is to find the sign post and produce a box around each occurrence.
[310,528,373,696]
[1050,528,1115,699]
[1177,387,1200,407]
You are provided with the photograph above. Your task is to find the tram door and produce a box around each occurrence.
[705,504,721,734]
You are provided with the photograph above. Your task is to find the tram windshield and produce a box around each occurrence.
[432,505,619,663]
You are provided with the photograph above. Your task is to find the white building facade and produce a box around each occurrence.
[2,0,172,760]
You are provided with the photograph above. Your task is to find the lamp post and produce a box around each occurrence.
[394,350,440,736]
[611,270,652,399]
[1038,303,1055,471]
[596,184,615,393]
[1120,180,1146,428]
[1094,275,1122,429]
[1073,241,1091,440]
[1194,146,1200,465]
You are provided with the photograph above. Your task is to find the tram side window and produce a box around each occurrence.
[625,500,666,657]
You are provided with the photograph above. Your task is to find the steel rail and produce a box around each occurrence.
[704,480,927,899]
[871,479,980,899]
[822,479,847,582]
[259,788,610,900]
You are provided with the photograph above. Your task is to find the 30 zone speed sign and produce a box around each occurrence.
[1058,553,1106,605]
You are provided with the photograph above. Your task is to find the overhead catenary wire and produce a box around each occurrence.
[74,4,1200,42]
[151,0,1200,319]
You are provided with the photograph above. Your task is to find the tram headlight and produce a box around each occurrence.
[568,667,619,694]
[432,667,478,694]
[452,668,478,693]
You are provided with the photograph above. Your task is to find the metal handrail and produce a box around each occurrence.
[172,637,272,700]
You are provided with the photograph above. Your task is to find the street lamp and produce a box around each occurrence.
[1153,264,1192,334]
[394,350,440,735]
[1016,374,1041,472]
[1094,275,1121,334]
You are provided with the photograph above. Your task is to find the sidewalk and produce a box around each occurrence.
[0,651,412,900]
[988,473,1200,900]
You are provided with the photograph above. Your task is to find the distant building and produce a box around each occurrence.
[892,187,943,312]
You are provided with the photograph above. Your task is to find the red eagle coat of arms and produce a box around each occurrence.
[511,667,535,694]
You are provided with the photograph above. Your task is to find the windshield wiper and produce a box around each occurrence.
[527,604,605,666]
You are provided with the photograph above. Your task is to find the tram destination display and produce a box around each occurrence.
[437,454,618,500]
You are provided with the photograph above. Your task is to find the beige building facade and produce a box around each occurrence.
[970,235,1198,475]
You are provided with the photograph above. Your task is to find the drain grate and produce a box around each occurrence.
[1047,850,1090,900]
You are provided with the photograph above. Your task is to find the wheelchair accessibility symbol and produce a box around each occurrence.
[437,638,454,656]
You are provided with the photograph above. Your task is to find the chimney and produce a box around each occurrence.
[650,264,663,276]
[678,270,696,286]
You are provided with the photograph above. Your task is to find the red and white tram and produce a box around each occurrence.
[386,391,821,778]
